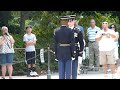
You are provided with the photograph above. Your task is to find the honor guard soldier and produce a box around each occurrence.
[68,15,84,79]
[54,16,75,79]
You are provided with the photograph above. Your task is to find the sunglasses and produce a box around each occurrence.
[102,22,108,24]
[111,27,115,28]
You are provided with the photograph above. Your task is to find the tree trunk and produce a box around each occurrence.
[20,11,25,34]
[0,11,11,27]
[118,16,120,24]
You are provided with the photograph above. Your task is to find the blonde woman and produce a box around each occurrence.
[0,26,15,79]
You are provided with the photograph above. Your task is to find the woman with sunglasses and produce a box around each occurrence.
[109,24,119,61]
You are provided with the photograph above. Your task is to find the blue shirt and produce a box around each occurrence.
[77,26,84,34]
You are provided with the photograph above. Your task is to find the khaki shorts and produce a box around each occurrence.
[99,49,115,65]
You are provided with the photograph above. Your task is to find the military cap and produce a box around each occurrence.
[60,16,69,20]
[69,15,76,18]
[68,15,76,22]
[60,16,69,25]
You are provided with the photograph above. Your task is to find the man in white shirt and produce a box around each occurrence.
[23,25,38,77]
[96,21,116,79]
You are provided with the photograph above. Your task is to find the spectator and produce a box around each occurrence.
[87,19,101,68]
[109,24,119,61]
[0,26,15,79]
[75,20,84,36]
[96,21,117,79]
[23,25,38,77]
[107,24,119,72]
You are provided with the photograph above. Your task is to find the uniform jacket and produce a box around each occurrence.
[54,26,75,60]
[71,27,84,56]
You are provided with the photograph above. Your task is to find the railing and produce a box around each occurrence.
[14,47,54,79]
[14,48,41,64]
[13,47,97,77]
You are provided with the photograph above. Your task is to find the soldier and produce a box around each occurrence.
[68,15,84,79]
[54,16,75,79]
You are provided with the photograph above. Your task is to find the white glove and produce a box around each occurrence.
[78,56,82,64]
[55,59,58,61]
[72,57,75,61]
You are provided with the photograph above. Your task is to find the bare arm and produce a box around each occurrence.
[96,33,115,42]
[109,33,116,38]
[9,35,15,44]
[114,32,119,41]
[25,40,36,46]
[96,35,102,42]
[0,38,4,45]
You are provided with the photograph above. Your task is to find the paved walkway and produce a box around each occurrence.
[1,71,119,79]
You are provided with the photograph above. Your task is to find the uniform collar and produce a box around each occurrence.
[69,26,75,29]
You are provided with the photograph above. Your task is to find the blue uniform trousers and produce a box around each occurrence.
[72,56,78,79]
[58,60,72,79]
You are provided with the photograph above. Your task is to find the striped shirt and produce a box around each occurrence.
[87,26,101,41]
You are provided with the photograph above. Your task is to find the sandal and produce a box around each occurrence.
[1,77,5,79]
[9,77,13,79]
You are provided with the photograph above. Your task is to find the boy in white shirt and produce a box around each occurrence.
[23,25,38,77]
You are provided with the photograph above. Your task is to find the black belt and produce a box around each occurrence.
[89,41,95,43]
[59,43,70,47]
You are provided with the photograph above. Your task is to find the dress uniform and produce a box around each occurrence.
[54,16,75,79]
[68,15,84,79]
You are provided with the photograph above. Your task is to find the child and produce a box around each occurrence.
[23,25,38,77]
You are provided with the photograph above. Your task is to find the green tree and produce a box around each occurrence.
[20,11,34,34]
[0,11,11,27]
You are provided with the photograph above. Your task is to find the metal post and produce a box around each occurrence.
[47,46,51,79]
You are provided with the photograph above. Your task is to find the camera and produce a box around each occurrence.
[102,33,105,35]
